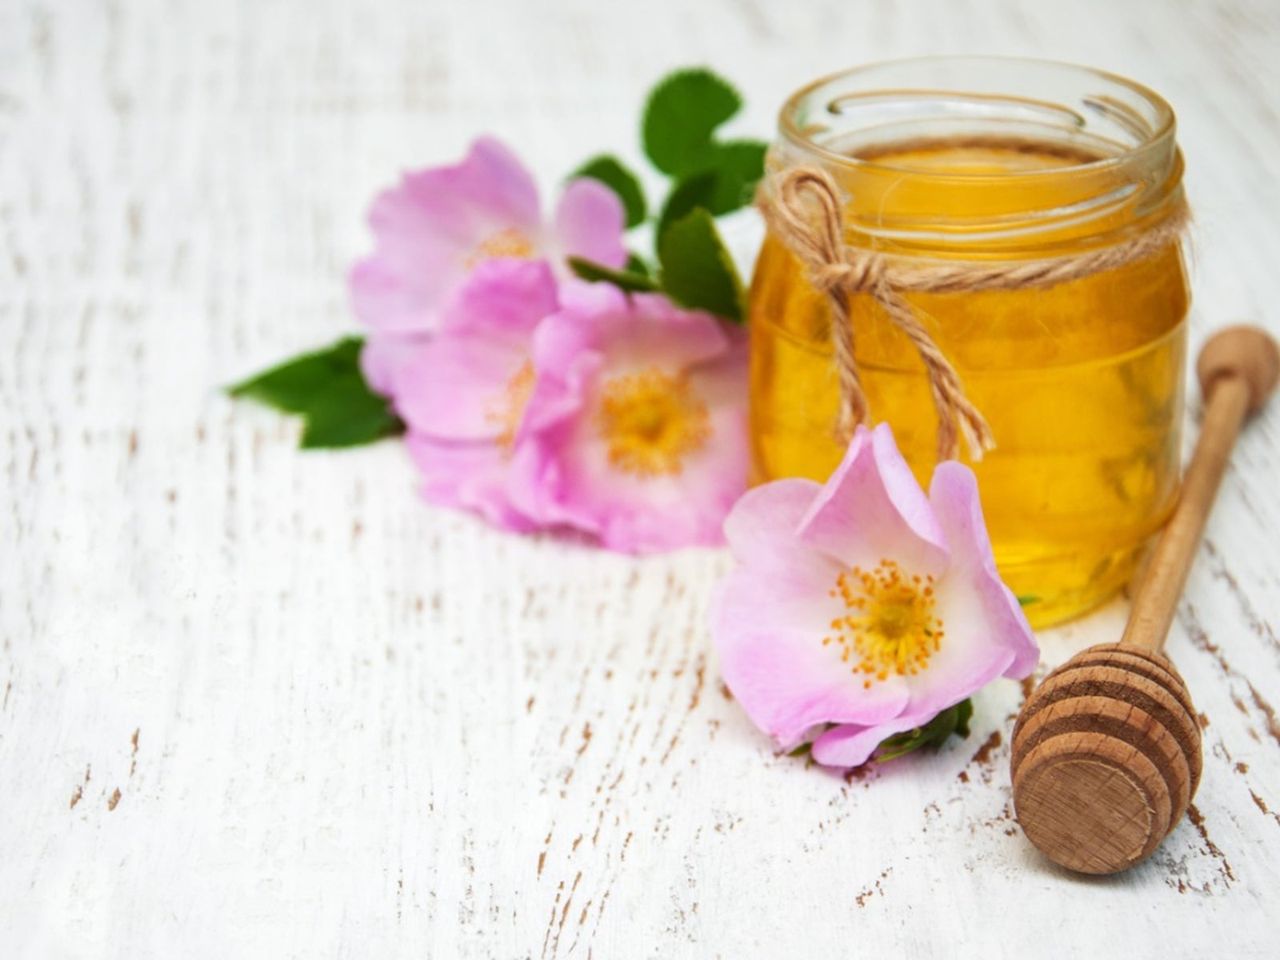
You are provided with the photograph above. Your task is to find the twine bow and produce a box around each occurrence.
[760,166,1190,462]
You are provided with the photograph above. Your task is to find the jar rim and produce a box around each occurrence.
[778,56,1177,182]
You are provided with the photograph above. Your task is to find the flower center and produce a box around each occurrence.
[823,560,944,689]
[594,367,711,477]
[485,360,536,452]
[465,227,535,268]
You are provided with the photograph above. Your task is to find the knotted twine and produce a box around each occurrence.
[758,166,1190,462]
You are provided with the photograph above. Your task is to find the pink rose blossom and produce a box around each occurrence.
[712,423,1038,768]
[511,284,749,554]
[349,136,627,339]
[346,138,750,552]
[373,258,559,532]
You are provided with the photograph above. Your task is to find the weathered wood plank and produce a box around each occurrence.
[1,0,1277,956]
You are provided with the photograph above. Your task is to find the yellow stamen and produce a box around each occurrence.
[594,367,711,478]
[465,227,535,268]
[823,559,944,689]
[485,360,536,453]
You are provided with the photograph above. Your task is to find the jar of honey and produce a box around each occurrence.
[749,58,1189,627]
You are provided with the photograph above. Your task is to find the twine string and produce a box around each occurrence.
[760,166,1190,462]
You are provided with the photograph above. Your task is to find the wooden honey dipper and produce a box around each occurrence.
[1010,325,1280,875]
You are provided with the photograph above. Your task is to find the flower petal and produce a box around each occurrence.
[525,408,742,552]
[931,462,1040,677]
[603,294,730,371]
[391,337,528,441]
[533,293,730,376]
[401,136,541,243]
[810,709,939,768]
[891,463,1037,716]
[554,179,628,269]
[936,465,1044,686]
[439,258,558,338]
[466,136,543,225]
[373,260,556,440]
[515,297,747,553]
[351,137,543,334]
[614,397,748,551]
[557,276,632,314]
[522,345,747,553]
[714,566,912,748]
[349,255,439,335]
[798,423,949,575]
[723,478,825,577]
[360,334,421,399]
[405,434,540,533]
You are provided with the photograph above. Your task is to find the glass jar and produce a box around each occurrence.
[749,57,1189,627]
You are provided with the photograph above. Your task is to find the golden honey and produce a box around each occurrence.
[750,60,1189,626]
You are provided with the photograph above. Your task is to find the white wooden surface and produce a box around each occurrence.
[2,0,1279,956]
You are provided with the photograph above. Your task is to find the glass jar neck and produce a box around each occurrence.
[771,57,1184,257]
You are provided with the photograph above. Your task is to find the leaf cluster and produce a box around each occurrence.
[569,68,767,323]
[231,68,766,448]
[227,337,403,448]
[874,699,974,763]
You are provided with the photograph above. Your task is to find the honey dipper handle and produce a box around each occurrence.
[1121,326,1279,652]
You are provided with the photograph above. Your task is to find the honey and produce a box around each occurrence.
[750,61,1189,626]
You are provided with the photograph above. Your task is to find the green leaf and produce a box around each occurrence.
[300,374,403,448]
[703,139,767,213]
[874,699,974,763]
[626,252,652,277]
[656,209,744,322]
[568,256,660,293]
[787,742,813,758]
[656,170,718,240]
[1016,594,1040,607]
[953,698,974,739]
[229,337,365,413]
[642,68,743,176]
[571,154,647,228]
[228,337,403,449]
[656,142,768,238]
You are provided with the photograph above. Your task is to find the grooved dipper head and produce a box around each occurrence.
[1010,644,1201,875]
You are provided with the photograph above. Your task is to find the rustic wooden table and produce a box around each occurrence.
[3,0,1278,956]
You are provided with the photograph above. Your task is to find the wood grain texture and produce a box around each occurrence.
[2,0,1279,956]
[1124,336,1267,654]
[1011,649,1202,873]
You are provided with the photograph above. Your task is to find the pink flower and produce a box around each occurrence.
[374,258,559,532]
[712,424,1038,768]
[512,284,749,553]
[347,139,749,552]
[349,136,627,339]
